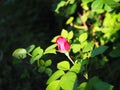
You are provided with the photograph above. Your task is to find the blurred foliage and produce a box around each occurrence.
[0,0,57,90]
[1,0,120,90]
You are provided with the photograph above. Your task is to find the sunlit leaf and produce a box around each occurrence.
[61,29,68,38]
[44,44,57,54]
[12,48,27,59]
[70,62,81,73]
[47,70,65,84]
[66,17,74,25]
[71,44,81,53]
[83,41,94,52]
[60,72,77,90]
[46,80,60,90]
[30,47,43,64]
[57,61,70,71]
[55,1,66,13]
[68,31,74,40]
[77,82,87,90]
[79,32,88,43]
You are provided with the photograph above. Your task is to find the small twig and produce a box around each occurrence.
[70,23,85,29]
[77,12,88,31]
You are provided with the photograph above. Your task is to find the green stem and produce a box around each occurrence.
[65,52,75,65]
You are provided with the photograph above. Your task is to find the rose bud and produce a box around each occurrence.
[56,36,70,53]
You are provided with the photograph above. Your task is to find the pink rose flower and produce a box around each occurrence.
[56,36,70,53]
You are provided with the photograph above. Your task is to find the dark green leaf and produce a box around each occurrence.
[45,68,52,76]
[91,46,108,57]
[45,59,52,67]
[86,76,113,90]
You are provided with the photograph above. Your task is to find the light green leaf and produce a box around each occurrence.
[57,61,70,71]
[71,44,81,53]
[79,32,88,43]
[47,70,65,84]
[83,41,94,52]
[66,17,74,25]
[82,0,93,3]
[12,48,27,59]
[77,82,87,90]
[44,44,57,54]
[55,1,66,13]
[68,31,74,40]
[46,80,60,90]
[51,36,59,43]
[70,62,81,73]
[91,0,104,13]
[30,47,43,64]
[61,29,69,38]
[91,46,108,57]
[26,44,35,53]
[45,59,52,67]
[70,0,75,4]
[60,72,77,90]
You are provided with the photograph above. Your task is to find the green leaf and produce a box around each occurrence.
[83,41,94,52]
[57,61,70,71]
[51,36,59,43]
[91,0,104,13]
[70,62,81,73]
[44,44,57,54]
[26,44,35,53]
[45,68,52,76]
[39,60,45,66]
[45,59,52,67]
[77,82,87,90]
[47,70,65,84]
[71,44,81,53]
[61,29,69,38]
[86,76,113,90]
[38,66,46,73]
[104,0,120,9]
[12,48,27,59]
[70,0,75,4]
[30,47,43,64]
[46,80,60,90]
[60,72,77,90]
[91,46,108,57]
[66,17,74,25]
[55,1,66,13]
[79,32,88,43]
[68,31,74,40]
[82,0,93,3]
